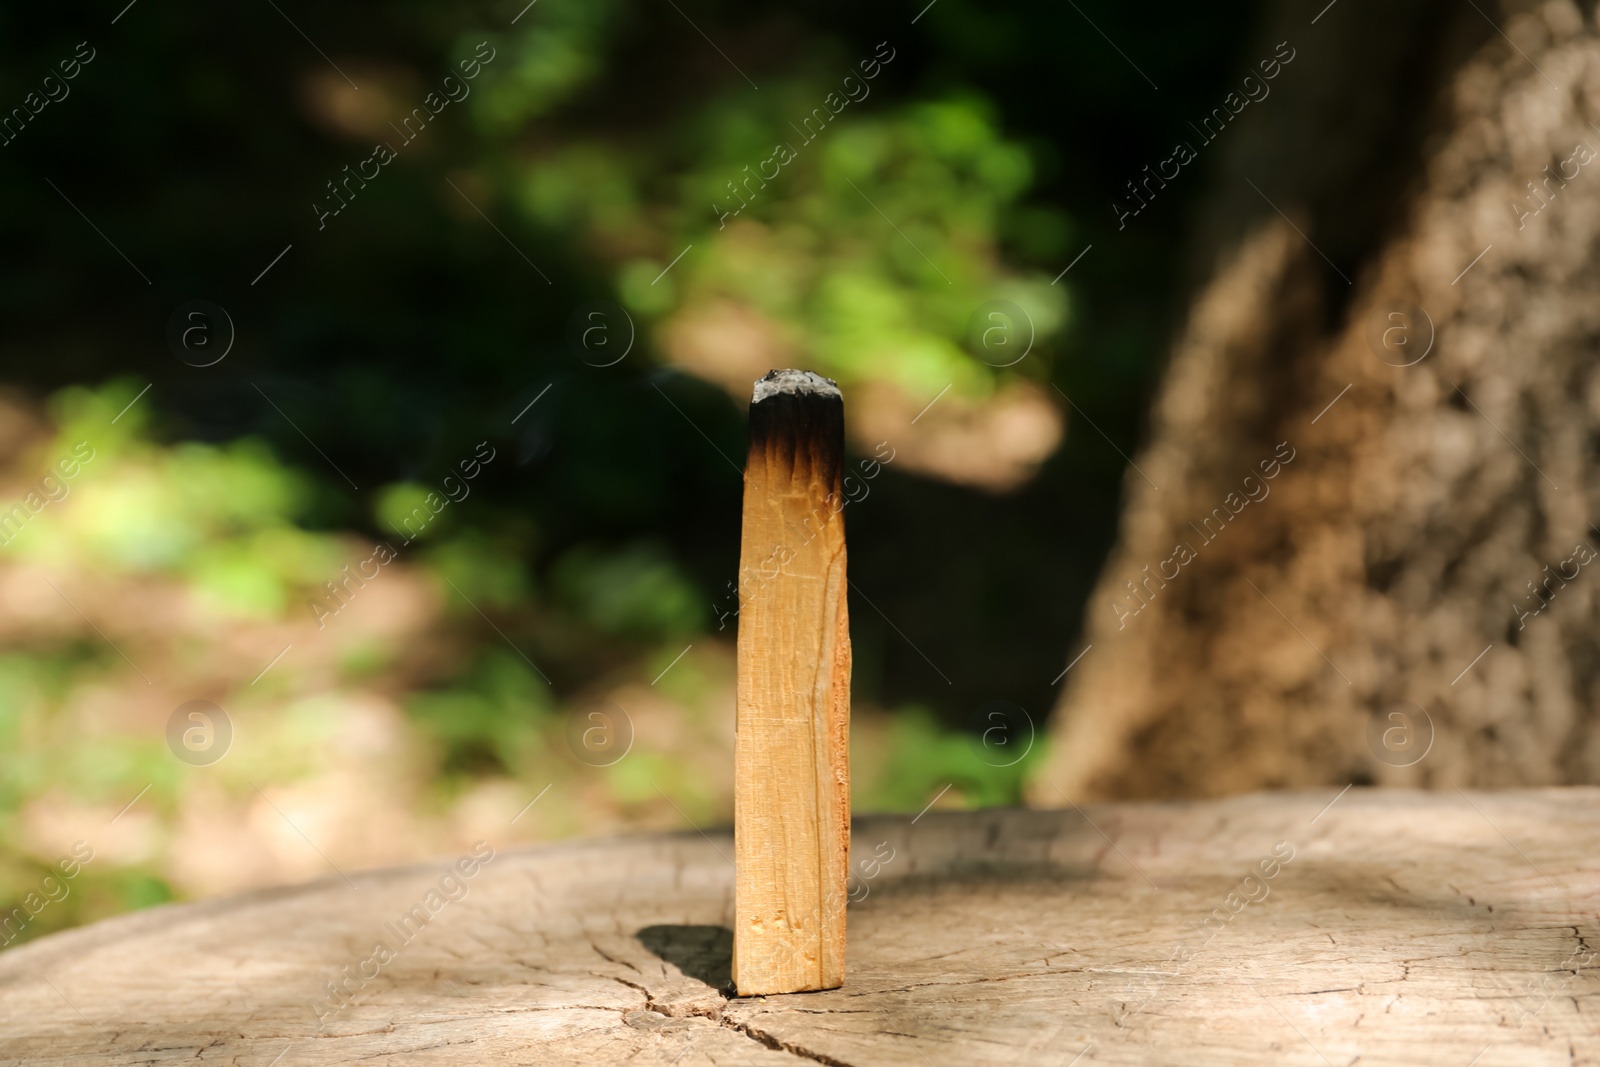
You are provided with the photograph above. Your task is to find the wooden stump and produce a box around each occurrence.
[2,789,1598,1065]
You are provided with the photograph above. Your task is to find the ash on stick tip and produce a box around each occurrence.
[752,369,841,404]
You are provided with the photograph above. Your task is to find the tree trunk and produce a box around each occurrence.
[1032,0,1600,800]
[1,790,1597,1065]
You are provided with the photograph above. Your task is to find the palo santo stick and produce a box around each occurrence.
[733,369,852,997]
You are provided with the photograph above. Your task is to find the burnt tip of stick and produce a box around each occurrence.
[747,369,844,483]
[752,368,841,404]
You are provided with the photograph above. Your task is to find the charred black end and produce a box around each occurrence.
[747,369,844,490]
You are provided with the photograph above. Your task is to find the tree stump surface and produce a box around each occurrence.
[2,788,1598,1066]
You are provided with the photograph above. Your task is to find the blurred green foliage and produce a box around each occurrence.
[408,649,554,778]
[856,707,1046,812]
[8,384,337,617]
[0,0,1260,942]
[550,542,704,640]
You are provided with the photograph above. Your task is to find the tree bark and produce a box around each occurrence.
[1032,0,1600,800]
[1,790,1597,1065]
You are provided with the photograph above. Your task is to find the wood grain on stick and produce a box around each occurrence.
[733,369,851,996]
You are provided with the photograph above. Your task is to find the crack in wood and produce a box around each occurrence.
[720,1015,860,1067]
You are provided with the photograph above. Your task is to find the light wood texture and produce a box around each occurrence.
[2,789,1598,1065]
[734,371,851,996]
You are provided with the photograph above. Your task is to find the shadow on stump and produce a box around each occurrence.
[636,924,734,989]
